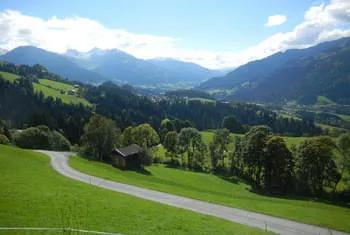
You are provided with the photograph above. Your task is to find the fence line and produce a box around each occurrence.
[0,227,123,235]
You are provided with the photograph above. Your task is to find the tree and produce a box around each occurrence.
[243,126,271,186]
[337,133,350,178]
[50,131,71,151]
[295,136,341,196]
[164,131,178,163]
[336,133,350,190]
[222,115,244,133]
[210,128,232,171]
[178,128,203,169]
[159,119,175,143]
[122,126,133,146]
[81,114,121,161]
[132,124,160,149]
[264,136,293,194]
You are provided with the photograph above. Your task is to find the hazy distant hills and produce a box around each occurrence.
[198,37,350,104]
[0,46,223,88]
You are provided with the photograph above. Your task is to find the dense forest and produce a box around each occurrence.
[0,62,322,144]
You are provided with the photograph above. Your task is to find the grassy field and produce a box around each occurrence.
[0,145,271,235]
[0,71,20,82]
[70,156,350,232]
[317,96,337,105]
[33,83,90,106]
[0,70,91,106]
[39,79,75,91]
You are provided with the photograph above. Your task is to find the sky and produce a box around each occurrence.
[0,0,350,69]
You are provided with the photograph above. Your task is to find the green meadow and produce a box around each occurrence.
[70,155,350,232]
[0,145,271,235]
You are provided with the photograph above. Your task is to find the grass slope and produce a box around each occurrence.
[70,156,350,232]
[0,145,271,235]
[0,71,20,82]
[33,81,90,106]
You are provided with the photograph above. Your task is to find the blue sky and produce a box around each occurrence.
[0,0,349,69]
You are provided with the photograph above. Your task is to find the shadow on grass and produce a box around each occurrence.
[248,186,350,209]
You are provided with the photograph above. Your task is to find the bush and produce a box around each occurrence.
[14,126,51,149]
[0,134,10,145]
[50,131,71,151]
[14,125,71,150]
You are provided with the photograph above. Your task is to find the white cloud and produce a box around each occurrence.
[0,0,350,70]
[264,15,287,27]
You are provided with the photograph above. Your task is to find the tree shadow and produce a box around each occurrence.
[248,186,350,208]
[110,163,152,175]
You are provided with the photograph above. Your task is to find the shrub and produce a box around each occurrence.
[14,126,51,149]
[14,125,71,151]
[0,134,10,145]
[50,131,71,151]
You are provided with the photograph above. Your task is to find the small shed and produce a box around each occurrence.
[111,144,143,169]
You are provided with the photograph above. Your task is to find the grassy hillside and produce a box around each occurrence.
[0,145,270,235]
[0,71,20,82]
[0,70,90,106]
[70,156,350,232]
[34,79,91,106]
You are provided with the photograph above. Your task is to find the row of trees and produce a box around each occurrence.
[160,124,350,197]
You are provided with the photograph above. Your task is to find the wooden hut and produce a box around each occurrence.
[111,144,143,169]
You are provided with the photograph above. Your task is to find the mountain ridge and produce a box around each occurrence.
[197,37,350,104]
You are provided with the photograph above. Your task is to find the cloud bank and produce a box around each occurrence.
[0,0,350,69]
[265,14,287,26]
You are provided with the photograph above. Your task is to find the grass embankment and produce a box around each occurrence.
[0,145,271,235]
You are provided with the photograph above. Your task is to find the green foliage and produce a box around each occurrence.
[50,131,71,151]
[122,126,133,146]
[13,125,71,151]
[81,114,121,161]
[14,125,52,149]
[210,128,232,170]
[337,133,350,185]
[132,123,160,148]
[222,115,244,133]
[178,128,205,169]
[164,131,178,163]
[264,136,293,194]
[295,136,341,196]
[0,134,10,145]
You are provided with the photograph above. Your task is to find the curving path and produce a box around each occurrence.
[37,150,349,235]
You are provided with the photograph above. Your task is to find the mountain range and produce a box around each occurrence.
[198,37,350,105]
[0,46,224,88]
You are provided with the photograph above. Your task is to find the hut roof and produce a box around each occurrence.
[114,144,142,157]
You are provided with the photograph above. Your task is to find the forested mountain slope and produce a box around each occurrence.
[198,37,350,104]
